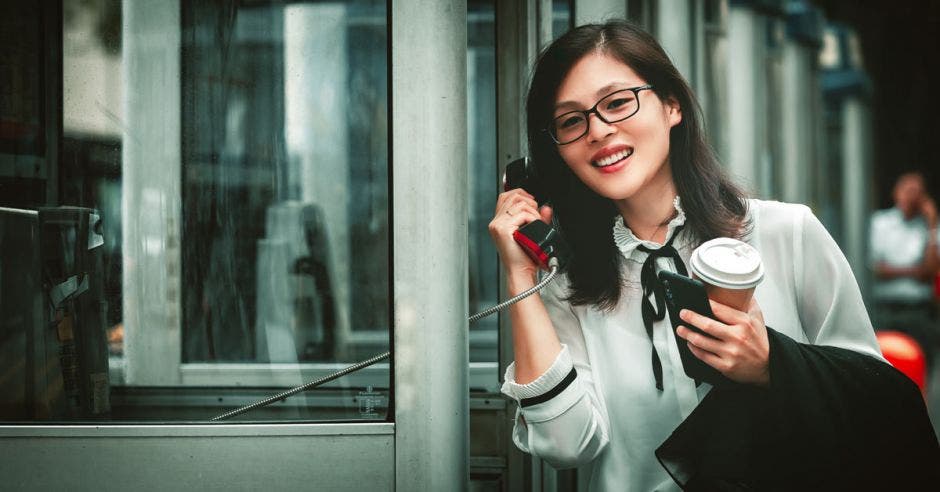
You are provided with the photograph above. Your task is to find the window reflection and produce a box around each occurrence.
[1,0,390,422]
[60,0,124,361]
[180,1,389,365]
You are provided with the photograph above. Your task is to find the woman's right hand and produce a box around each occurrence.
[488,189,554,282]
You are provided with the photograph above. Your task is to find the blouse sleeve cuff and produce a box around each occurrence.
[501,344,574,402]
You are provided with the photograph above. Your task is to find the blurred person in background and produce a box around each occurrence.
[870,171,940,367]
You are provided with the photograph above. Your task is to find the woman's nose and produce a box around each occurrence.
[586,112,615,142]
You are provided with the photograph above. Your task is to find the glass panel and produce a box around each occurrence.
[466,0,570,365]
[467,1,498,362]
[0,0,390,423]
[179,1,389,364]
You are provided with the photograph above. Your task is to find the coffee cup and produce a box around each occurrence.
[689,238,764,312]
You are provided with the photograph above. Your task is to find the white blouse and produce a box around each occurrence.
[500,198,884,492]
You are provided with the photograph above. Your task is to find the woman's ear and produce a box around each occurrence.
[664,97,682,128]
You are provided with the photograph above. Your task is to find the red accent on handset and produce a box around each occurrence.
[513,229,551,269]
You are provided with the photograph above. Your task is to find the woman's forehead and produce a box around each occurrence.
[554,52,645,107]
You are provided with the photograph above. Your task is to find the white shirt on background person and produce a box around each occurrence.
[870,207,940,303]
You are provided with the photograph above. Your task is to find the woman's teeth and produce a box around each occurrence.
[593,148,633,167]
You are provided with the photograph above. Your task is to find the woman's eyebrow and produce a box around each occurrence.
[553,82,636,111]
[594,82,630,97]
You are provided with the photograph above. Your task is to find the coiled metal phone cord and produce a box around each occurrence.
[211,258,560,421]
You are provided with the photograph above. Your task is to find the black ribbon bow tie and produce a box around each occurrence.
[636,225,687,391]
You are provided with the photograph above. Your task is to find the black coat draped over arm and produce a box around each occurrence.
[656,327,940,491]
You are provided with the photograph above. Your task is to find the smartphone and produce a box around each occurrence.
[658,270,734,387]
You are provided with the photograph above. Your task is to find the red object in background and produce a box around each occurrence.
[934,272,940,299]
[876,331,927,394]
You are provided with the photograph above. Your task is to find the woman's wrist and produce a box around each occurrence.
[506,269,538,295]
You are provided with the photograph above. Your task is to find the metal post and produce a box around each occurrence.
[392,2,469,491]
[656,0,693,80]
[122,0,182,385]
[496,2,539,491]
[538,0,554,47]
[842,97,872,298]
[497,0,538,386]
[727,3,763,194]
[780,42,812,204]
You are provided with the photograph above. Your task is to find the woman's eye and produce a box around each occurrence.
[606,97,633,111]
[559,115,585,129]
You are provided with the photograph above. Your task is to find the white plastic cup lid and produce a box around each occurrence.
[689,237,764,290]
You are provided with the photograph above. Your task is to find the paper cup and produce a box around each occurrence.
[689,237,764,311]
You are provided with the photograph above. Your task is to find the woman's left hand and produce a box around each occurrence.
[675,298,770,386]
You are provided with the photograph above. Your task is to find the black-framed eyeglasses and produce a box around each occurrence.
[545,85,654,145]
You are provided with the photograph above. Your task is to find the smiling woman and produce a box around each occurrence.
[525,23,748,310]
[489,19,936,491]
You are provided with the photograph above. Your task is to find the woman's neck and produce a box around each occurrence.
[615,173,678,245]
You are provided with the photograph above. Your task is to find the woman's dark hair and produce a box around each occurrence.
[527,20,749,310]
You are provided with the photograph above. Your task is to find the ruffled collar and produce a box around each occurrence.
[612,196,687,261]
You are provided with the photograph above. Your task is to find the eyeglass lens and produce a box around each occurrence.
[551,89,641,144]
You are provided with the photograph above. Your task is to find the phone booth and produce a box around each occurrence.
[1,1,469,489]
[0,1,895,490]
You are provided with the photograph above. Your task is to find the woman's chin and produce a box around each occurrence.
[588,182,644,202]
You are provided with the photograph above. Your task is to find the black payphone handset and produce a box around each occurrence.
[502,157,571,271]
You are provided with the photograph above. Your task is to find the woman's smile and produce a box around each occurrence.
[591,145,634,173]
